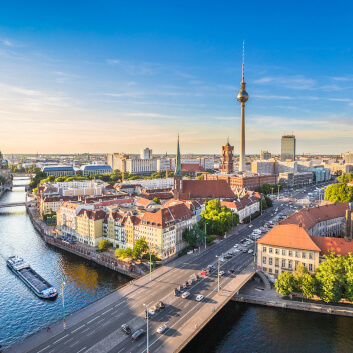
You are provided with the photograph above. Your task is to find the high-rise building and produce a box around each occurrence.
[237,41,249,172]
[221,138,234,174]
[281,135,296,161]
[260,150,271,160]
[140,148,153,160]
[343,151,353,164]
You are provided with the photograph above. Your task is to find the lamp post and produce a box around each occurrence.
[277,184,280,201]
[271,187,274,199]
[143,303,149,353]
[215,254,223,295]
[62,281,66,330]
[149,250,152,281]
[204,223,207,249]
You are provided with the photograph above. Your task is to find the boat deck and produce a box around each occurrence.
[18,268,49,292]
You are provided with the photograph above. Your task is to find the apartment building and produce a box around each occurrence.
[76,209,106,246]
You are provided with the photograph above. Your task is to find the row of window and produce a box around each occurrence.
[262,257,313,272]
[262,247,313,259]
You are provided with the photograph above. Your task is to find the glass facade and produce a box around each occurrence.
[281,135,296,161]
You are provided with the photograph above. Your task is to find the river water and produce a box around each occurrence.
[0,178,130,351]
[2,179,353,352]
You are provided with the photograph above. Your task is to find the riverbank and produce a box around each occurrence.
[233,274,353,318]
[26,204,145,279]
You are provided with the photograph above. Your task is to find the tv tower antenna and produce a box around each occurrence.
[242,40,245,83]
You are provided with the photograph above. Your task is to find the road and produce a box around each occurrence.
[15,181,333,353]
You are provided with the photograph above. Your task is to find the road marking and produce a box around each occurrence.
[87,316,100,323]
[117,348,125,353]
[53,334,69,344]
[102,320,111,327]
[115,301,125,307]
[37,345,50,353]
[69,340,80,347]
[71,324,85,333]
[96,318,105,324]
[81,327,90,333]
[76,347,87,353]
[64,337,74,344]
[102,308,113,315]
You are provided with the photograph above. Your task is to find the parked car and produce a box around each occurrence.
[219,271,225,276]
[200,270,207,276]
[196,294,204,301]
[144,310,151,319]
[149,309,155,316]
[173,288,180,296]
[248,249,253,254]
[152,305,159,312]
[182,291,190,299]
[121,324,131,334]
[132,329,145,340]
[228,269,235,274]
[157,324,168,334]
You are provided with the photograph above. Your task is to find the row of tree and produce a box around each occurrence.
[275,253,353,303]
[114,238,149,260]
[324,173,353,203]
[258,183,282,195]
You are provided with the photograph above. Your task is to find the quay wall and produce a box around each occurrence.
[233,294,353,318]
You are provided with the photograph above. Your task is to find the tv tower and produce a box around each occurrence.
[237,40,249,172]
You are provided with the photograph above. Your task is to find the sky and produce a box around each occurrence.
[0,1,352,155]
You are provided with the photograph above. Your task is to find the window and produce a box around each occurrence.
[288,260,292,270]
[282,250,286,256]
[269,258,273,265]
[275,269,279,274]
[282,259,285,268]
[263,256,266,264]
[302,252,306,259]
[275,258,279,267]
[263,246,267,252]
[269,268,272,273]
[288,251,292,256]
[309,264,313,271]
[295,251,299,258]
[275,249,279,255]
[269,248,273,254]
[309,253,313,260]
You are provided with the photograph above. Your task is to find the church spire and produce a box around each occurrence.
[174,133,182,177]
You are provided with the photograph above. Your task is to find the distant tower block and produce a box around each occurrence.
[237,40,249,172]
[222,138,234,174]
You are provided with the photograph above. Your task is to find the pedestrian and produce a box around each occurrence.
[47,326,51,332]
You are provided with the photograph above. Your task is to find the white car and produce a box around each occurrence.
[157,324,168,334]
[219,271,225,276]
[196,295,204,301]
[233,244,239,247]
[248,249,253,254]
[149,309,155,315]
[234,249,240,252]
[248,224,253,228]
[182,291,190,299]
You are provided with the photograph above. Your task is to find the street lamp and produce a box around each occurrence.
[215,254,223,295]
[204,223,207,249]
[148,249,153,281]
[143,303,150,353]
[62,281,66,330]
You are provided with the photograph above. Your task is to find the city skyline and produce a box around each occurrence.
[0,2,353,154]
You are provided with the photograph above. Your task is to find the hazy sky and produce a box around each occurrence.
[0,1,352,155]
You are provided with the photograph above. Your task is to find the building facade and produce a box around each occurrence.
[260,150,271,160]
[278,172,313,188]
[42,166,75,177]
[281,135,296,161]
[140,148,153,160]
[221,140,234,174]
[81,165,112,176]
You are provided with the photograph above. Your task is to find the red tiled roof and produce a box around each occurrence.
[178,180,235,200]
[43,196,79,203]
[257,224,321,251]
[181,163,204,172]
[310,236,353,256]
[77,209,106,220]
[139,192,173,200]
[142,203,194,229]
[280,203,349,231]
[135,197,153,207]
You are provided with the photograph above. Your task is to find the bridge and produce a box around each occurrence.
[0,202,26,208]
[7,212,267,353]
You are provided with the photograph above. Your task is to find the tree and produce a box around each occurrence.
[324,183,353,203]
[315,252,345,303]
[152,197,161,205]
[183,225,202,246]
[294,263,315,299]
[343,253,353,302]
[199,199,239,236]
[275,272,296,296]
[258,183,271,195]
[264,195,273,208]
[115,247,134,259]
[98,239,111,251]
[133,237,149,260]
[337,173,353,184]
[261,198,268,211]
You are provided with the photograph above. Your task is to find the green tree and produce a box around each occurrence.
[152,197,161,205]
[337,173,353,184]
[274,272,296,296]
[324,183,353,203]
[258,183,271,195]
[133,237,149,260]
[264,195,273,208]
[98,239,111,251]
[294,263,316,299]
[183,225,201,247]
[199,199,239,236]
[315,252,345,303]
[343,253,353,302]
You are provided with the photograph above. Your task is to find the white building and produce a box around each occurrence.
[140,148,153,160]
[121,178,175,189]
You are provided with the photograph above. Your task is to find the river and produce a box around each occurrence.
[0,178,130,351]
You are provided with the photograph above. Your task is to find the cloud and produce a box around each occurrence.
[0,38,23,47]
[107,59,167,75]
[52,71,78,83]
[215,116,239,121]
[254,75,316,90]
[252,94,292,100]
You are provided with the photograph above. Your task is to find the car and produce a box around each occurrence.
[157,301,165,309]
[182,291,190,299]
[144,310,151,319]
[248,249,253,254]
[219,271,225,276]
[157,324,168,334]
[234,244,239,247]
[248,224,253,228]
[132,329,145,340]
[243,249,247,253]
[121,324,131,334]
[228,269,235,274]
[173,289,180,296]
[234,249,240,252]
[200,270,207,276]
[152,305,159,312]
[196,294,204,301]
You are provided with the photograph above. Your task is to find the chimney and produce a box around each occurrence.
[299,222,302,227]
